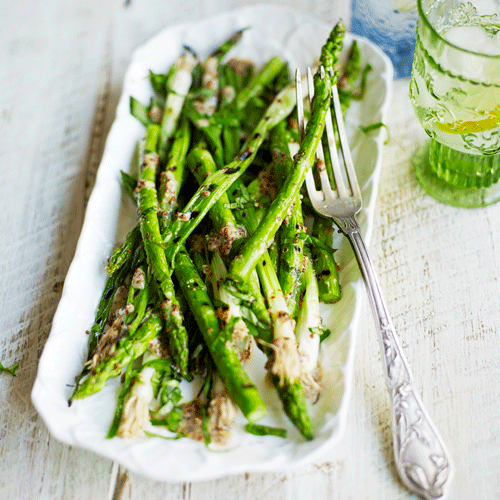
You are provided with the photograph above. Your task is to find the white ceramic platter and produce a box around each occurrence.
[32,4,392,483]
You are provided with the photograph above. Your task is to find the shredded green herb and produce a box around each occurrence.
[245,423,287,438]
[144,430,183,440]
[309,325,332,343]
[0,360,19,376]
[360,122,390,144]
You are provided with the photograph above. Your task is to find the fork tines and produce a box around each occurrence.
[295,66,361,205]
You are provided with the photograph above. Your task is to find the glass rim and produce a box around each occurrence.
[418,0,500,59]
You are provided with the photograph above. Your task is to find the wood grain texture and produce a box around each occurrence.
[0,0,116,498]
[1,0,499,498]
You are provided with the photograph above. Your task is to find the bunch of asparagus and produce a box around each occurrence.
[71,21,367,444]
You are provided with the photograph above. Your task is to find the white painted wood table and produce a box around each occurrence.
[1,0,499,498]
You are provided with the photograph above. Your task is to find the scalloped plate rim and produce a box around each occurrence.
[31,4,393,483]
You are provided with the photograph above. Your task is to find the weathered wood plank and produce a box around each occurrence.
[0,0,116,498]
[2,0,500,499]
[371,79,500,500]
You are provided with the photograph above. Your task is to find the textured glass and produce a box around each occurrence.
[410,0,500,207]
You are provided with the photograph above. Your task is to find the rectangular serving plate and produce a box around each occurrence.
[32,4,392,482]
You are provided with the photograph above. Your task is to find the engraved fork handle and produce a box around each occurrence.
[336,216,452,500]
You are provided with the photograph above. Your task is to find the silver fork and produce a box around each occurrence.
[296,67,452,500]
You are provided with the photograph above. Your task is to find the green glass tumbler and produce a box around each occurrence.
[409,0,500,207]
